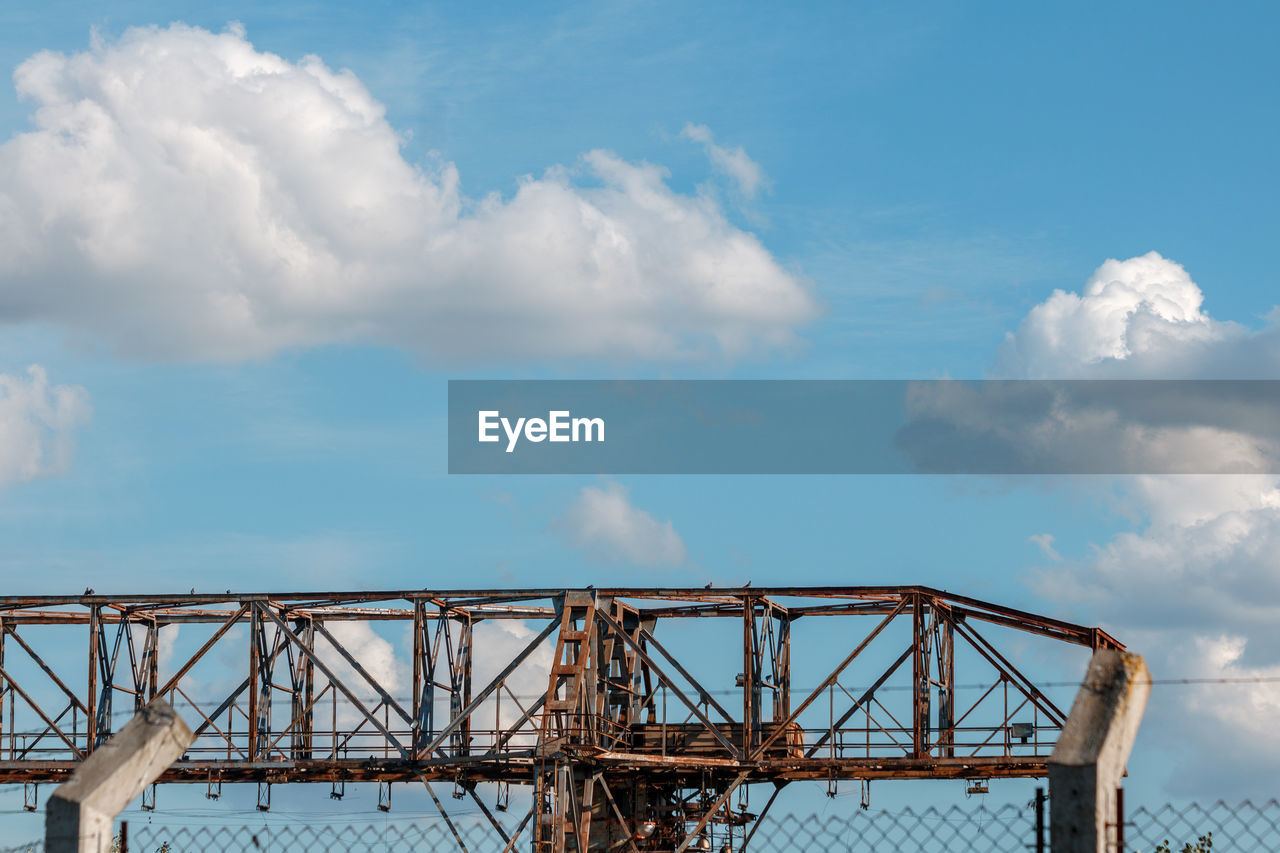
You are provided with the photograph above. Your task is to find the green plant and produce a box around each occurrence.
[1154,831,1213,853]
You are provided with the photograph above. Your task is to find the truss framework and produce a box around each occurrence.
[0,586,1120,851]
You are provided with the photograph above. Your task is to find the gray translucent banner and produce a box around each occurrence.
[448,380,1280,474]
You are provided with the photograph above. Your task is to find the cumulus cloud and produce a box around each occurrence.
[1036,476,1280,644]
[0,365,90,489]
[996,251,1280,378]
[892,255,1280,482]
[309,621,409,733]
[681,123,770,199]
[316,621,407,696]
[1000,252,1280,795]
[468,619,555,748]
[1033,480,1280,794]
[0,25,814,363]
[989,253,1280,479]
[559,481,687,566]
[1165,635,1280,795]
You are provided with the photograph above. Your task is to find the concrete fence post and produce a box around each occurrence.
[1047,648,1150,853]
[45,698,194,853]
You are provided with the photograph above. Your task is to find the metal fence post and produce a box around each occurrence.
[1034,786,1046,853]
[1116,787,1124,852]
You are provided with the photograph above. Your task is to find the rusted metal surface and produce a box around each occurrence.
[0,587,1120,851]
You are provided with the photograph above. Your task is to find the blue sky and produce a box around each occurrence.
[0,0,1278,831]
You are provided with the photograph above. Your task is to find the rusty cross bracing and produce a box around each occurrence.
[0,586,1120,851]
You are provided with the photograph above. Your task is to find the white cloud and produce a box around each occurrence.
[0,365,90,489]
[0,24,813,364]
[468,619,555,748]
[891,253,1280,484]
[559,481,687,566]
[681,123,770,199]
[1035,476,1280,641]
[317,621,407,695]
[1001,253,1280,795]
[313,621,408,732]
[996,251,1280,378]
[127,623,181,680]
[1168,635,1280,795]
[1027,533,1061,562]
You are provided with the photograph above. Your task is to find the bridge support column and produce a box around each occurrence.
[1047,648,1149,853]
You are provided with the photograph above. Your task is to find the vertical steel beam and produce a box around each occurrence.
[148,624,160,702]
[247,604,263,760]
[86,606,99,753]
[639,614,657,725]
[450,611,473,757]
[775,608,791,722]
[555,761,570,852]
[126,618,158,715]
[747,591,752,753]
[255,611,277,761]
[533,759,550,851]
[936,610,955,759]
[912,594,931,758]
[415,604,447,756]
[303,618,315,759]
[577,771,596,850]
[608,600,646,736]
[143,621,159,709]
[246,604,258,759]
[94,621,125,747]
[290,615,314,760]
[596,600,620,741]
[6,634,14,762]
[0,617,5,760]
[584,597,606,746]
[743,595,759,754]
[412,600,427,755]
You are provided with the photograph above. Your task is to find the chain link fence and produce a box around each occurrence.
[755,805,1031,852]
[1129,800,1280,851]
[3,799,1277,852]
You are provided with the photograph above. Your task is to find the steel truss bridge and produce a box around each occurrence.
[0,587,1119,851]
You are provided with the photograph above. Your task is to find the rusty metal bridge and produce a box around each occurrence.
[0,587,1119,851]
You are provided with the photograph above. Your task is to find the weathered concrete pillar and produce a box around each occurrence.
[1048,648,1150,853]
[46,698,194,853]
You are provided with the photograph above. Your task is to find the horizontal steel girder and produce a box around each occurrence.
[0,586,1119,787]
